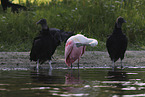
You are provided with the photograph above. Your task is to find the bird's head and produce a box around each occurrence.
[36,19,48,30]
[60,31,74,42]
[53,32,62,46]
[116,16,127,28]
[52,31,74,46]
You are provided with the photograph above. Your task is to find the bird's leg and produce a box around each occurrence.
[78,59,80,72]
[112,60,115,71]
[71,63,72,69]
[52,56,56,61]
[49,60,53,70]
[71,63,73,74]
[121,59,123,69]
[78,71,80,80]
[49,68,53,76]
[36,59,39,70]
[78,62,80,79]
[36,59,40,73]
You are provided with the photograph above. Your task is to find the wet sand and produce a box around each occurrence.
[0,51,145,69]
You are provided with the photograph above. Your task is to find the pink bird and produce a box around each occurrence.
[65,34,98,70]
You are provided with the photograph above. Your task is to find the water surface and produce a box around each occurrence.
[0,67,145,97]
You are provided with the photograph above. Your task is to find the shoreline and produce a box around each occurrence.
[0,51,144,69]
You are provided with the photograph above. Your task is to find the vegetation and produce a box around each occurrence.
[0,0,145,52]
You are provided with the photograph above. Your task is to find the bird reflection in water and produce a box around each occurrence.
[31,69,65,84]
[107,69,127,81]
[106,69,128,95]
[31,68,84,85]
[63,71,85,93]
[34,66,53,76]
[65,73,84,85]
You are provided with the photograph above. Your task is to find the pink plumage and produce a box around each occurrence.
[65,34,98,69]
[65,40,86,67]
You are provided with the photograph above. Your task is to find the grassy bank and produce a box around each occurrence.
[0,0,145,52]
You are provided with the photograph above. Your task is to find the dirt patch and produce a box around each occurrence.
[0,51,145,69]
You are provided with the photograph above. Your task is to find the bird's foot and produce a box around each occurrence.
[49,68,53,76]
[121,66,124,69]
[34,66,37,70]
[121,66,128,70]
[112,66,117,71]
[50,66,53,70]
[34,66,42,70]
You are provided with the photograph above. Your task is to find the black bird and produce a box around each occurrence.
[106,16,128,69]
[37,19,74,43]
[30,19,73,69]
[49,28,74,43]
[1,0,27,13]
[30,19,61,69]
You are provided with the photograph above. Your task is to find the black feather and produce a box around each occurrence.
[30,19,73,65]
[30,29,60,64]
[1,0,27,13]
[106,16,128,62]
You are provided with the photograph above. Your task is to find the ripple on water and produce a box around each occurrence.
[0,68,145,97]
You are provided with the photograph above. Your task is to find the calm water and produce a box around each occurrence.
[0,67,145,97]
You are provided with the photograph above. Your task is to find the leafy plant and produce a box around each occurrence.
[0,0,145,52]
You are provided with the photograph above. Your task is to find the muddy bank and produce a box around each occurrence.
[0,51,145,69]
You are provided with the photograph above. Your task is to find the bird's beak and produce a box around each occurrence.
[36,20,41,25]
[124,20,127,23]
[36,21,40,25]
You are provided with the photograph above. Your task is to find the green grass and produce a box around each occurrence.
[0,0,145,52]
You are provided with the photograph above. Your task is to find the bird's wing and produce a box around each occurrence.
[106,36,114,56]
[30,37,42,61]
[81,46,86,56]
[65,40,73,58]
[65,40,74,66]
[120,35,128,53]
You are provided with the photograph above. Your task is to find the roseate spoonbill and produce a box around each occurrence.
[30,19,62,70]
[106,16,128,69]
[65,34,98,70]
